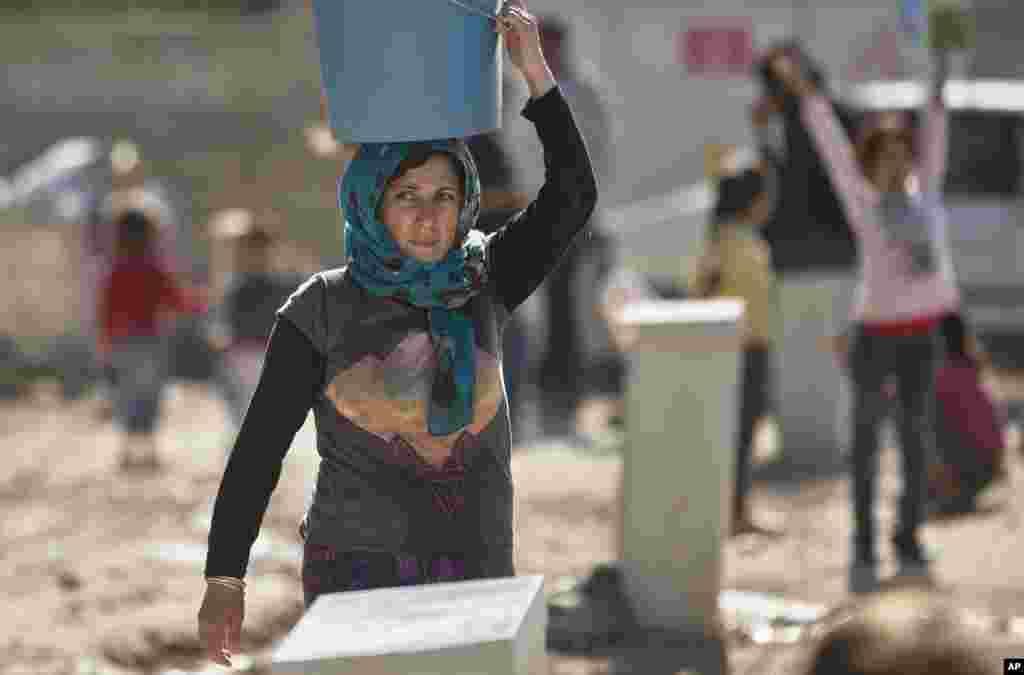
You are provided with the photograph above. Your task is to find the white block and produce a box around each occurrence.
[616,299,743,633]
[271,575,547,675]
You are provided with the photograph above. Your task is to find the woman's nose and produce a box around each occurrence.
[415,203,444,228]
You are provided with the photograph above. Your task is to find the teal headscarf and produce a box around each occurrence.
[341,140,488,437]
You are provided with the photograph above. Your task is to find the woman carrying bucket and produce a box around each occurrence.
[198,1,597,666]
[769,48,958,595]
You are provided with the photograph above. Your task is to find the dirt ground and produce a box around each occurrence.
[2,373,1023,675]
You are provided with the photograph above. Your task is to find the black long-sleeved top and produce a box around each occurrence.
[205,85,597,579]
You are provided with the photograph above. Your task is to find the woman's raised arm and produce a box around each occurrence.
[918,52,950,193]
[204,317,322,579]
[773,54,871,231]
[486,3,598,311]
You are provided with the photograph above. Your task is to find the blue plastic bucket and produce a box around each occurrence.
[311,0,502,143]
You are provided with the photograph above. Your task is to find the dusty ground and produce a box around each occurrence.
[2,374,1023,675]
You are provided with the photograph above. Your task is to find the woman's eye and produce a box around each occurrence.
[393,191,457,203]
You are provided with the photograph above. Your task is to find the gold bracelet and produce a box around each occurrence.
[207,576,245,586]
[206,576,246,591]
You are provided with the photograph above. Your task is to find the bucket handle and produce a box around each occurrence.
[445,0,498,22]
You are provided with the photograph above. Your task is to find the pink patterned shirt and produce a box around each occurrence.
[802,94,960,324]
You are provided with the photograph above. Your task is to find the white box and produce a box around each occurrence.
[272,575,547,675]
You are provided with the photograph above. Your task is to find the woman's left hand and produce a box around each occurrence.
[496,1,555,98]
[769,53,815,99]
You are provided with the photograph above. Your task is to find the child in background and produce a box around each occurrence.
[207,211,304,427]
[689,156,779,537]
[771,47,959,594]
[99,208,206,471]
[581,265,660,445]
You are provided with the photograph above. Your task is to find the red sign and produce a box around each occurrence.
[679,19,754,77]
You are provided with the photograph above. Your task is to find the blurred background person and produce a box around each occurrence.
[466,127,533,439]
[752,40,861,474]
[581,265,659,447]
[206,208,305,429]
[754,40,858,273]
[535,13,619,438]
[929,310,1007,517]
[99,207,206,471]
[770,45,958,594]
[688,155,779,538]
[82,140,184,418]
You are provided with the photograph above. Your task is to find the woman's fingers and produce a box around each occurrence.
[499,2,535,26]
[228,608,243,654]
[498,0,522,14]
[198,584,245,667]
[508,6,536,26]
[200,620,231,666]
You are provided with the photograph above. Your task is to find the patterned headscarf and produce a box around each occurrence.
[341,140,488,436]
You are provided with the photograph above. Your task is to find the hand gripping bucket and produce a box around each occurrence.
[311,0,503,143]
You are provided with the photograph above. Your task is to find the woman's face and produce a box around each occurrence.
[378,154,464,264]
[872,137,914,190]
[237,236,272,273]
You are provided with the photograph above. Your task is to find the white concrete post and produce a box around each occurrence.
[615,299,743,634]
[271,575,547,675]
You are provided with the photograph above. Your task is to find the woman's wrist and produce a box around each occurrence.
[787,74,815,99]
[771,56,815,99]
[523,64,556,99]
[931,49,951,103]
